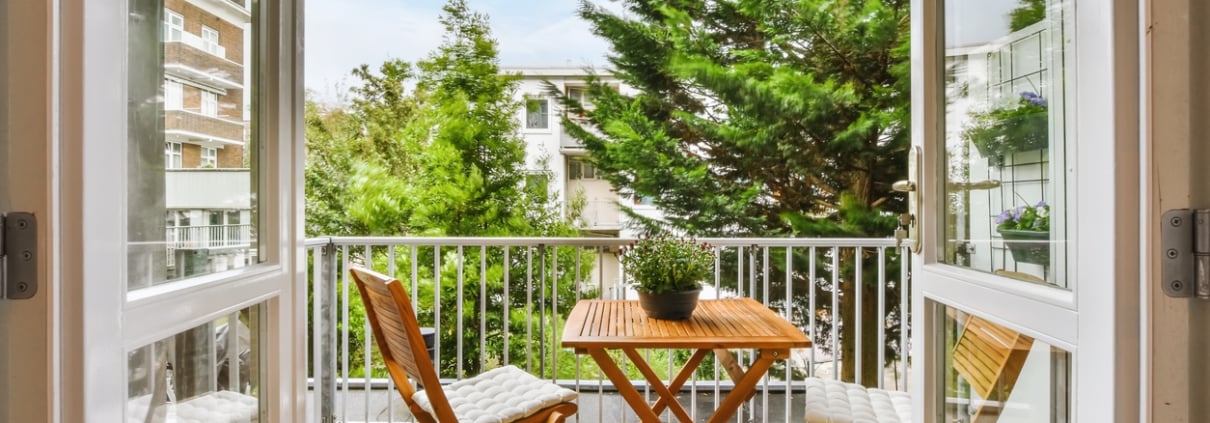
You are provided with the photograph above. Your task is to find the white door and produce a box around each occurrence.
[4,1,306,420]
[0,0,54,421]
[910,0,1138,421]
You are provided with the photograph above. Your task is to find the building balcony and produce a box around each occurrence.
[577,199,623,233]
[165,41,243,90]
[165,169,251,210]
[303,236,911,423]
[165,110,245,146]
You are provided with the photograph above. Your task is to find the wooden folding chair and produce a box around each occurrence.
[802,314,1034,423]
[349,267,578,423]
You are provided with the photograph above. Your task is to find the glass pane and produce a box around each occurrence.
[126,305,264,422]
[128,0,258,291]
[942,0,1071,287]
[941,306,1070,422]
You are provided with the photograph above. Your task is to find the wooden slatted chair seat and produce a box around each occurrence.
[350,267,578,423]
[803,315,1033,423]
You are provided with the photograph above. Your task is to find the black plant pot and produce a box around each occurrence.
[637,288,701,320]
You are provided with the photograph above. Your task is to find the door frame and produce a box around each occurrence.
[908,0,1141,421]
[0,0,55,421]
[1144,0,1210,421]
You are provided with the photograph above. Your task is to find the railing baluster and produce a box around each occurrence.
[831,246,839,380]
[310,246,322,422]
[434,245,442,377]
[552,246,559,381]
[504,246,511,366]
[785,246,794,421]
[387,245,396,421]
[761,246,770,423]
[856,246,863,385]
[480,246,487,374]
[574,247,582,423]
[877,246,887,389]
[457,245,464,378]
[321,244,337,423]
[341,246,350,420]
[526,246,534,373]
[809,246,817,378]
[363,245,372,423]
[900,246,910,390]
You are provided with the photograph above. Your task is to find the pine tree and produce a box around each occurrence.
[565,0,910,386]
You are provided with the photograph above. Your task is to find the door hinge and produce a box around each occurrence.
[1162,209,1210,299]
[1,212,38,300]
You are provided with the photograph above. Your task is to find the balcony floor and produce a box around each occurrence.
[307,387,809,422]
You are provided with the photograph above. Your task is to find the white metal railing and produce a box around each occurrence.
[305,237,911,423]
[167,224,252,249]
[167,30,228,59]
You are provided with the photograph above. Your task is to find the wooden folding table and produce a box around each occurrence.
[561,298,811,423]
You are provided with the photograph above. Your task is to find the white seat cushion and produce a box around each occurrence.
[803,378,912,423]
[413,365,577,423]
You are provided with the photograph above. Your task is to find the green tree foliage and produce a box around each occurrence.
[564,0,910,386]
[305,0,593,378]
[1009,0,1046,32]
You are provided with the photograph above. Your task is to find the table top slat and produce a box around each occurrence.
[561,298,812,350]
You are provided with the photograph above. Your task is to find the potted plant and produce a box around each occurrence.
[995,200,1050,265]
[619,233,713,320]
[963,91,1049,166]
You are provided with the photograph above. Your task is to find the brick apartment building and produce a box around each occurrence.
[161,0,253,277]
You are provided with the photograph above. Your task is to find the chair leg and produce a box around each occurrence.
[545,411,569,423]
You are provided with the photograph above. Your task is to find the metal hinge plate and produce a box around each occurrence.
[2,212,38,300]
[1161,209,1210,299]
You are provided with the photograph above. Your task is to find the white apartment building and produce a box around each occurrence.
[509,67,664,297]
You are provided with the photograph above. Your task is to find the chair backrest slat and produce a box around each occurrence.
[350,267,456,422]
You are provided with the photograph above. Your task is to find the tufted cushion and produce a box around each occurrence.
[413,365,577,423]
[803,378,912,423]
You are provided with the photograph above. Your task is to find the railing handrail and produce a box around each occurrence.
[307,236,899,248]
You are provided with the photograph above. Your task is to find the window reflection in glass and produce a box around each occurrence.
[942,0,1070,287]
[940,305,1070,422]
[127,305,263,422]
[129,0,258,291]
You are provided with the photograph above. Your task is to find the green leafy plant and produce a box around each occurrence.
[963,91,1049,164]
[995,200,1050,231]
[618,233,713,295]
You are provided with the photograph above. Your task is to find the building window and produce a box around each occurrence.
[201,26,220,55]
[164,11,183,42]
[164,80,183,110]
[568,159,596,180]
[525,98,549,129]
[201,147,217,168]
[566,86,591,117]
[165,142,183,169]
[201,91,219,116]
[525,172,550,196]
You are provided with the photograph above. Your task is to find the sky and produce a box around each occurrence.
[305,0,621,103]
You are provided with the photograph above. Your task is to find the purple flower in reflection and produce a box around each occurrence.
[1020,91,1047,107]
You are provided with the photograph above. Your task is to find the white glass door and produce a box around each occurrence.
[52,0,305,421]
[911,0,1138,421]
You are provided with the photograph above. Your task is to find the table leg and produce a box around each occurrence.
[706,349,788,423]
[585,348,663,423]
[622,348,694,423]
